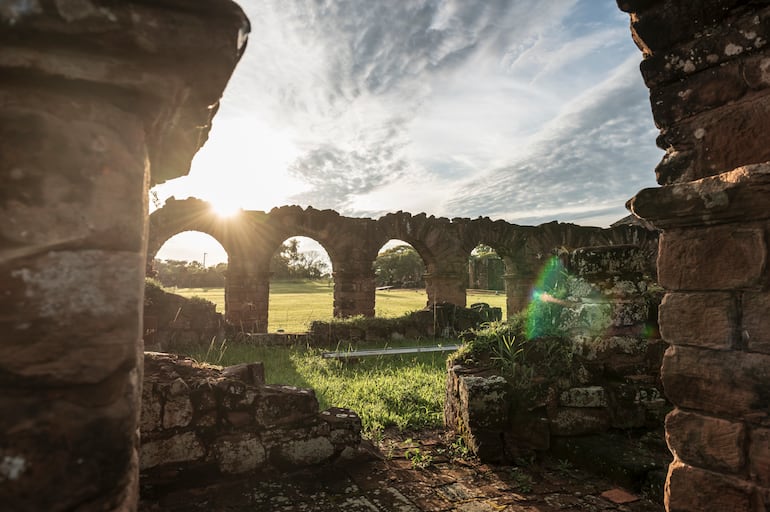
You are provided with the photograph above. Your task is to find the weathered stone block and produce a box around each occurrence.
[211,434,266,474]
[559,386,607,408]
[666,409,746,473]
[659,292,737,349]
[568,245,651,277]
[141,386,162,432]
[658,227,766,290]
[504,413,550,457]
[140,432,205,470]
[549,407,611,436]
[458,374,509,430]
[650,62,748,127]
[275,436,335,467]
[661,345,770,419]
[743,291,770,354]
[749,427,770,487]
[666,459,753,512]
[0,251,142,384]
[320,407,362,447]
[162,395,194,429]
[255,385,319,428]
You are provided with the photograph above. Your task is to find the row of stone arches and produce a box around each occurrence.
[148,197,658,333]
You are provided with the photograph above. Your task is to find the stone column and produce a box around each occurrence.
[630,166,770,511]
[333,270,376,318]
[503,272,537,316]
[0,2,247,509]
[424,272,467,307]
[620,2,770,509]
[225,266,271,333]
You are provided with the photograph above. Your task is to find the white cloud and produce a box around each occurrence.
[151,0,660,235]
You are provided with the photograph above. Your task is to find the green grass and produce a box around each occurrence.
[188,341,448,435]
[169,280,507,332]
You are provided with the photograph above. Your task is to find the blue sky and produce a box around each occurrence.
[154,0,660,265]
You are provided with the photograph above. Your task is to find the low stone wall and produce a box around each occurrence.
[140,352,362,487]
[445,245,668,463]
[309,303,500,346]
[143,282,224,351]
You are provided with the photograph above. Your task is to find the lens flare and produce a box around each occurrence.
[526,256,569,339]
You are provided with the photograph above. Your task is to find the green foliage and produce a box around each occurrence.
[373,244,425,288]
[452,315,574,389]
[290,347,446,433]
[153,259,227,288]
[404,441,433,469]
[191,340,446,436]
[270,238,330,279]
[510,468,534,493]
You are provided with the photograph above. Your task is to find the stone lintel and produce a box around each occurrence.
[629,163,770,228]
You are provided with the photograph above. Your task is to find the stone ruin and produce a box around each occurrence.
[140,352,361,499]
[445,244,669,494]
[2,0,770,510]
[143,281,225,351]
[147,198,658,334]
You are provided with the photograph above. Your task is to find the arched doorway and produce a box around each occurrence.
[467,243,507,319]
[268,236,333,332]
[152,231,229,313]
[373,239,429,317]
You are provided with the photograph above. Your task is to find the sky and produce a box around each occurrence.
[153,0,661,266]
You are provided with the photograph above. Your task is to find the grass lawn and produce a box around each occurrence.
[169,280,507,332]
[170,280,506,435]
[189,340,448,435]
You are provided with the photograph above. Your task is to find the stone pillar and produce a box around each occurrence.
[0,83,149,512]
[424,272,467,307]
[225,268,270,333]
[630,166,770,511]
[333,270,376,318]
[0,2,247,509]
[503,272,537,316]
[620,2,770,509]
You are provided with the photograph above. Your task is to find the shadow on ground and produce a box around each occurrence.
[139,429,665,511]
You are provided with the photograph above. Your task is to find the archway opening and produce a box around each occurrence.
[152,231,228,312]
[373,239,428,317]
[268,236,332,332]
[467,244,507,319]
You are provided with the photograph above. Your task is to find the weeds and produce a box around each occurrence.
[404,440,433,469]
[204,336,228,365]
[510,468,534,493]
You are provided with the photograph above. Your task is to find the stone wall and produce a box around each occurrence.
[0,2,247,509]
[620,1,770,509]
[140,352,361,492]
[445,244,666,464]
[143,281,225,352]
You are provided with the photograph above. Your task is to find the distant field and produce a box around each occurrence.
[168,280,506,332]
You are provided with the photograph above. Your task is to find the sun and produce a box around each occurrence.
[209,199,242,218]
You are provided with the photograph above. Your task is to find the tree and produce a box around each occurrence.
[373,245,425,288]
[270,239,330,280]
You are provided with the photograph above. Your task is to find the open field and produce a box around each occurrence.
[169,280,507,332]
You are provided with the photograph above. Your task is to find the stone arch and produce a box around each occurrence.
[147,197,234,273]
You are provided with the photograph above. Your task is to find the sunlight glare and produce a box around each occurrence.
[209,200,242,218]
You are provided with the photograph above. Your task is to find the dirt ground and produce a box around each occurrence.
[139,429,665,512]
